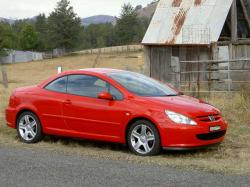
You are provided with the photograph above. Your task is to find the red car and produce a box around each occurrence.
[6,69,228,156]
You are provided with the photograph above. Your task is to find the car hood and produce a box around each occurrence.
[146,95,220,118]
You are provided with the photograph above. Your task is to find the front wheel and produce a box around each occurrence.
[17,111,43,143]
[127,120,161,156]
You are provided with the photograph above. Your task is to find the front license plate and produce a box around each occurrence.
[210,126,221,132]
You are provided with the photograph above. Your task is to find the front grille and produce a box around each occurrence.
[196,114,221,122]
[196,130,226,141]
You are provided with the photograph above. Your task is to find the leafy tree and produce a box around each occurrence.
[96,37,105,48]
[12,20,36,50]
[80,23,115,49]
[20,24,38,50]
[48,0,82,50]
[115,3,141,45]
[35,14,49,51]
[0,23,13,56]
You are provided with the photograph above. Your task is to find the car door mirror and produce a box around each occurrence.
[98,91,113,100]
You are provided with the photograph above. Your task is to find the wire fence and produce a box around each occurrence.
[172,58,250,97]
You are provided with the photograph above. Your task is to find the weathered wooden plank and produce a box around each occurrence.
[150,47,160,81]
[143,46,151,76]
[231,0,238,41]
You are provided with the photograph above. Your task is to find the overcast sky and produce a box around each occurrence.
[0,0,153,19]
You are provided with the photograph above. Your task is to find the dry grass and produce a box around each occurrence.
[0,53,250,175]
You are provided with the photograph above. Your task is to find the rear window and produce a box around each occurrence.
[45,76,67,93]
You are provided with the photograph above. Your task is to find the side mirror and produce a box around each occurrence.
[98,91,113,100]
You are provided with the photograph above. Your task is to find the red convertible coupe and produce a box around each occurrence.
[6,69,228,156]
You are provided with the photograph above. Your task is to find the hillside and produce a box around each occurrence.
[0,17,15,24]
[81,15,116,26]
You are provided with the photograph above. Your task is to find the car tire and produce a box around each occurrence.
[127,120,161,156]
[17,111,44,144]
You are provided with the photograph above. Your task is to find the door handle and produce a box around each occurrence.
[63,99,72,105]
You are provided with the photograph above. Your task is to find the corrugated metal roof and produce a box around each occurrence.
[142,0,233,45]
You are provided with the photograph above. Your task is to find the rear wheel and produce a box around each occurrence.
[17,111,43,143]
[127,120,160,156]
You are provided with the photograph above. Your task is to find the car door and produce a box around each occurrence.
[38,76,68,131]
[63,74,127,139]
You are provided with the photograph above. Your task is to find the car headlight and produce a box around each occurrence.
[165,110,197,125]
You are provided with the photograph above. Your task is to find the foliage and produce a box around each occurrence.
[11,20,34,50]
[47,0,82,50]
[0,23,13,56]
[20,24,38,50]
[35,14,49,51]
[115,3,143,45]
[81,23,115,49]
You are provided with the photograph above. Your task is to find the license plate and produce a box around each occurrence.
[210,126,221,132]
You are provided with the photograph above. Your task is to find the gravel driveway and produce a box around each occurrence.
[0,147,249,187]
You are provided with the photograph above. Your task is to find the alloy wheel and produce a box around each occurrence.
[18,115,38,141]
[130,124,155,155]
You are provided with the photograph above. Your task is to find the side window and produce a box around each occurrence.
[67,74,123,100]
[67,75,109,98]
[45,76,67,93]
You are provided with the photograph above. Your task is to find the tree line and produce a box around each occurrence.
[0,0,151,56]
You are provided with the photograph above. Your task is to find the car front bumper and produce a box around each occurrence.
[159,119,228,149]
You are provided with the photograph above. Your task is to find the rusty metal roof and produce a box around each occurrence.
[142,0,233,45]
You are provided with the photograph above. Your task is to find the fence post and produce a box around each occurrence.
[0,65,8,88]
[227,60,231,92]
[197,60,200,98]
[208,62,212,93]
[176,59,181,89]
[177,68,181,89]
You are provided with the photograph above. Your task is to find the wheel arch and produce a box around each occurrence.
[125,117,161,146]
[15,108,41,129]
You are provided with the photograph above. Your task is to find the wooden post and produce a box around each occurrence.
[1,66,8,88]
[228,43,233,92]
[210,43,218,93]
[211,43,218,60]
[143,46,151,76]
[175,58,181,89]
[231,0,238,42]
[227,60,231,92]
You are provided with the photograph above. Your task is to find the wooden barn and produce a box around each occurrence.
[142,0,250,89]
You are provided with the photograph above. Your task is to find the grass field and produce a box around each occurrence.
[0,52,250,175]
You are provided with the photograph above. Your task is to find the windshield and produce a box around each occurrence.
[108,71,178,97]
